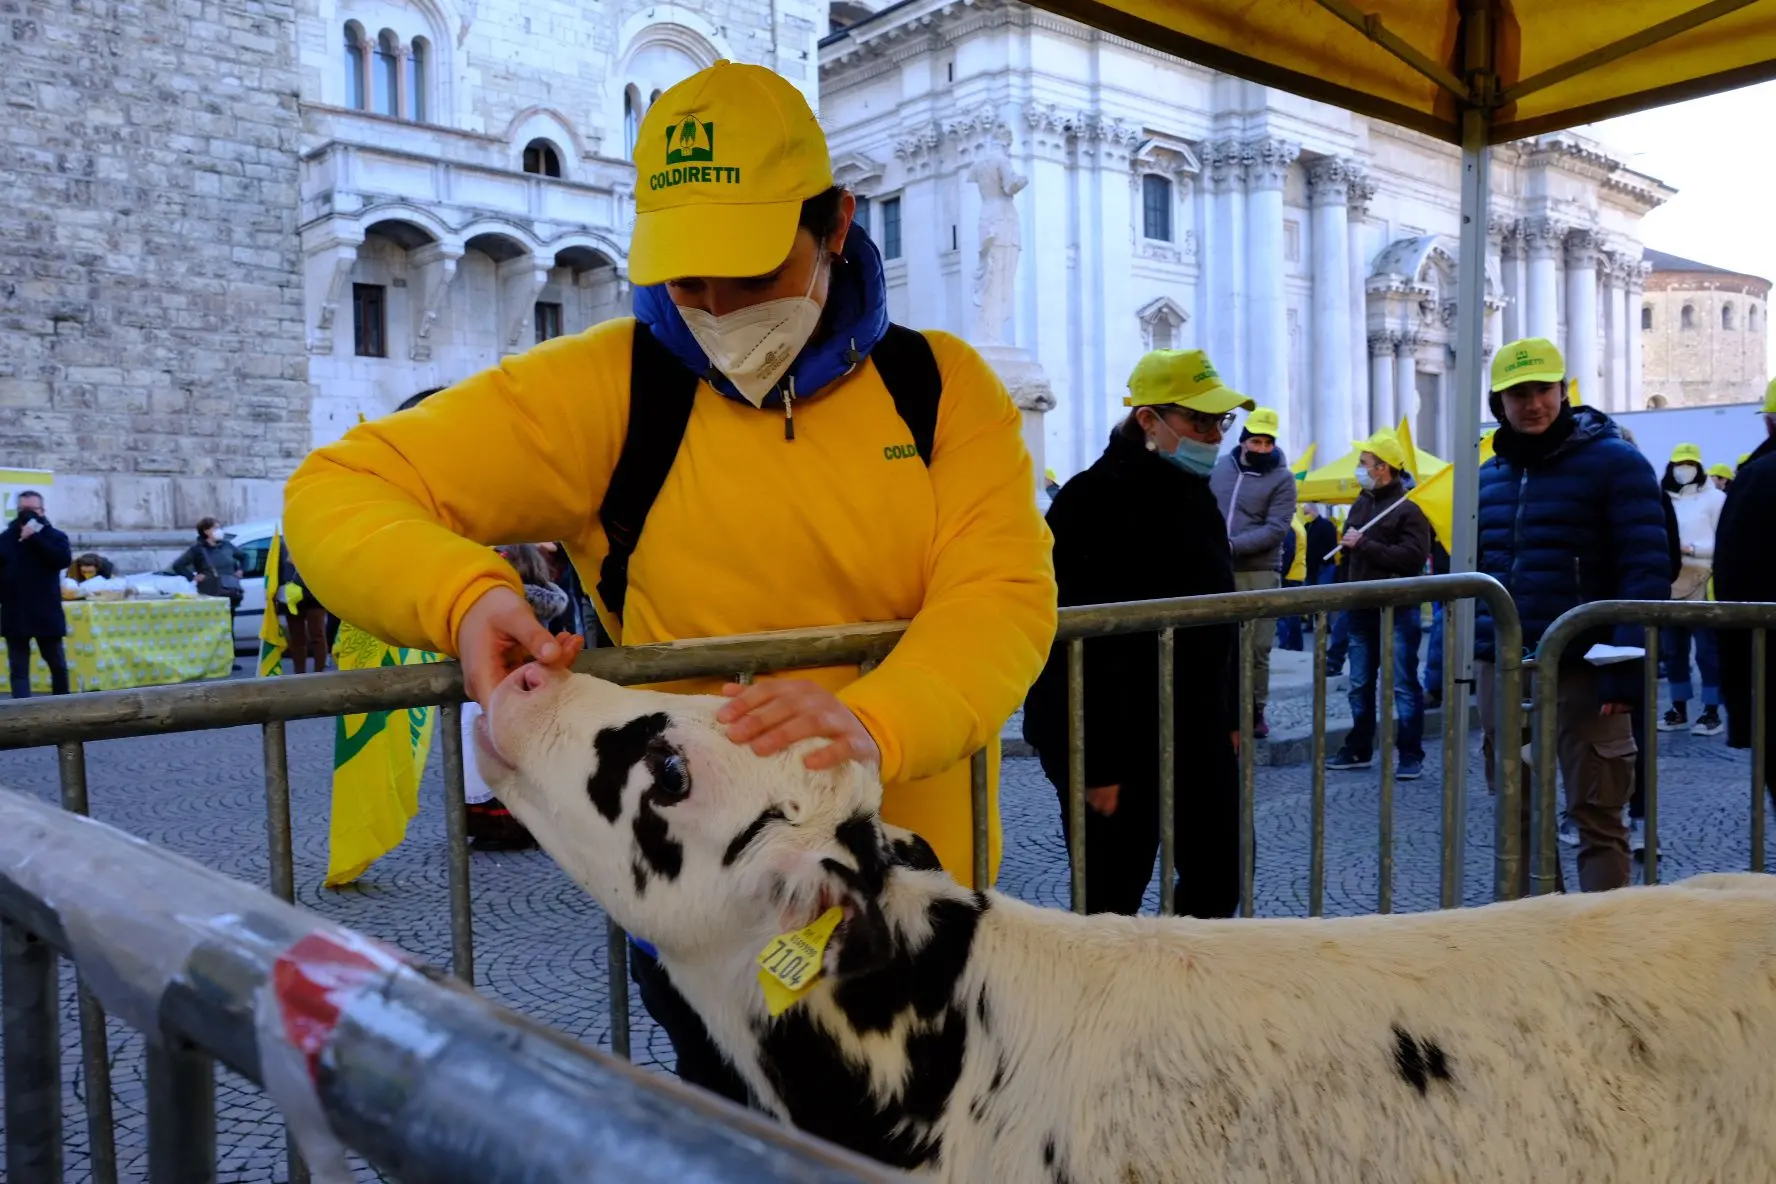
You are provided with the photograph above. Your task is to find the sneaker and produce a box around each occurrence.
[1396,757,1423,781]
[1629,817,1646,856]
[1657,704,1688,732]
[1556,816,1580,847]
[1424,691,1443,711]
[467,800,538,852]
[1253,708,1270,741]
[1326,750,1372,771]
[1691,706,1724,737]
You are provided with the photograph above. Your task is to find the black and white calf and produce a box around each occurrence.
[477,665,1776,1183]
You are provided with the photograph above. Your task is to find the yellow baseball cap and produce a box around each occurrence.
[1709,463,1735,480]
[1670,442,1703,465]
[629,62,834,286]
[1354,428,1407,472]
[1762,376,1776,414]
[1491,337,1567,392]
[1125,350,1255,414]
[1244,407,1281,438]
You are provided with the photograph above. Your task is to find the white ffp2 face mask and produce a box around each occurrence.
[678,252,825,408]
[1673,463,1700,486]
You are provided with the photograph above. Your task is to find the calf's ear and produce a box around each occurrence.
[826,888,896,979]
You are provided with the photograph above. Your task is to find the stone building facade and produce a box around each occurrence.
[1,0,310,536]
[819,0,1675,476]
[1,0,816,549]
[1640,249,1771,409]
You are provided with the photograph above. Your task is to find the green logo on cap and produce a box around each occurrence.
[666,119,715,165]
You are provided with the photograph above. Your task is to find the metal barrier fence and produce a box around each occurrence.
[0,788,898,1183]
[0,572,1522,1180]
[1530,599,1776,897]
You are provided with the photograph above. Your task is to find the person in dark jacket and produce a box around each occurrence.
[0,491,73,698]
[1303,504,1339,587]
[1475,338,1670,895]
[1717,386,1776,811]
[171,517,246,607]
[275,542,331,675]
[1326,429,1433,779]
[1024,348,1248,918]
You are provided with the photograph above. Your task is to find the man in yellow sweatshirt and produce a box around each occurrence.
[284,61,1056,1098]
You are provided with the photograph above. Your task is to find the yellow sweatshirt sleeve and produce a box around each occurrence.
[838,332,1058,784]
[283,321,630,653]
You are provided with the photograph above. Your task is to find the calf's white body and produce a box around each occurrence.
[478,668,1776,1183]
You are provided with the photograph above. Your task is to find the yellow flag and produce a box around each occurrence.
[1289,443,1318,476]
[1407,430,1499,552]
[1396,416,1421,480]
[324,622,441,886]
[256,527,287,677]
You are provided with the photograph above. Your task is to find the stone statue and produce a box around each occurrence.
[970,125,1027,347]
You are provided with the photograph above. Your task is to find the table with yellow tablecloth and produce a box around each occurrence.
[31,597,234,694]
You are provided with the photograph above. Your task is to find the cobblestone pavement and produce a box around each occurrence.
[0,706,1769,1180]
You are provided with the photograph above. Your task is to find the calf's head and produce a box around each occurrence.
[476,666,928,968]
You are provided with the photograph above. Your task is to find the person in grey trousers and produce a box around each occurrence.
[1209,405,1297,738]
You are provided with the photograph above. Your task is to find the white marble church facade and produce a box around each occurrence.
[818,0,1675,478]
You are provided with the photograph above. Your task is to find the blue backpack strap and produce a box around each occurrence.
[869,323,941,466]
[596,323,699,635]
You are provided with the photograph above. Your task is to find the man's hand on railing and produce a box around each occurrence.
[718,679,882,771]
[459,586,583,706]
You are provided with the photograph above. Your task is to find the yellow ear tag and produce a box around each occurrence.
[756,906,844,1017]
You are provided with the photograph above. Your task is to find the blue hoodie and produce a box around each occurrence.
[630,222,891,411]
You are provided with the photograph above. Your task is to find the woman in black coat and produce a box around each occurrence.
[1023,349,1248,918]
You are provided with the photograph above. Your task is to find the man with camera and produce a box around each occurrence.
[0,491,73,698]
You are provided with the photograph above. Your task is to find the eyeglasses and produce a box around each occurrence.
[1178,409,1237,433]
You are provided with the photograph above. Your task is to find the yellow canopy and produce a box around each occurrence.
[1019,0,1776,145]
[1299,417,1449,504]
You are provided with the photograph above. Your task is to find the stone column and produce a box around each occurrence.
[1243,137,1298,412]
[1369,331,1397,432]
[1499,221,1525,344]
[893,125,945,330]
[1524,218,1563,342]
[1091,118,1141,427]
[1564,229,1600,404]
[1205,140,1246,386]
[1395,331,1420,428]
[1309,157,1354,463]
[1603,254,1626,411]
[1627,261,1648,409]
[1348,174,1376,429]
[1023,107,1075,469]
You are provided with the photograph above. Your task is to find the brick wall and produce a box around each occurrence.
[0,0,310,533]
[1642,272,1769,408]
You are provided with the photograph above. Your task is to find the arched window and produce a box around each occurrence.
[1141,174,1172,242]
[343,23,367,110]
[649,88,663,108]
[523,139,563,178]
[1681,303,1695,330]
[1723,302,1736,330]
[373,30,400,116]
[1641,305,1653,330]
[407,37,428,121]
[1752,305,1761,332]
[624,84,642,158]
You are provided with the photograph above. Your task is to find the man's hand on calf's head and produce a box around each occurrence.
[718,679,882,771]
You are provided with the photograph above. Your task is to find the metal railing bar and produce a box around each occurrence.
[146,1035,216,1184]
[1156,628,1176,917]
[1643,626,1661,886]
[1309,612,1328,917]
[1438,602,1462,909]
[59,740,118,1184]
[2,918,62,1184]
[1238,622,1256,919]
[1377,605,1396,914]
[1066,639,1087,914]
[1753,627,1767,874]
[439,702,474,986]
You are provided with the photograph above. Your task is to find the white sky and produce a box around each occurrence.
[1581,79,1776,371]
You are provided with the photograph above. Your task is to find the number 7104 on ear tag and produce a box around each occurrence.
[757,906,844,1017]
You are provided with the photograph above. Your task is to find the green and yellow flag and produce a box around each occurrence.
[325,622,441,886]
[256,528,287,677]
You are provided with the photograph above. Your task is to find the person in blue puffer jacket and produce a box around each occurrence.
[1474,337,1669,896]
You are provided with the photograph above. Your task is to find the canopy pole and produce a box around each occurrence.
[1448,0,1496,902]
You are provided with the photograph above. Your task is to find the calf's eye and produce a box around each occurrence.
[645,741,690,802]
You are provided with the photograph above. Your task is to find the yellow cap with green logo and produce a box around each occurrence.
[1244,407,1281,438]
[1490,337,1567,392]
[629,61,834,287]
[1354,428,1407,472]
[1124,349,1255,414]
[1709,463,1735,480]
[1670,442,1703,465]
